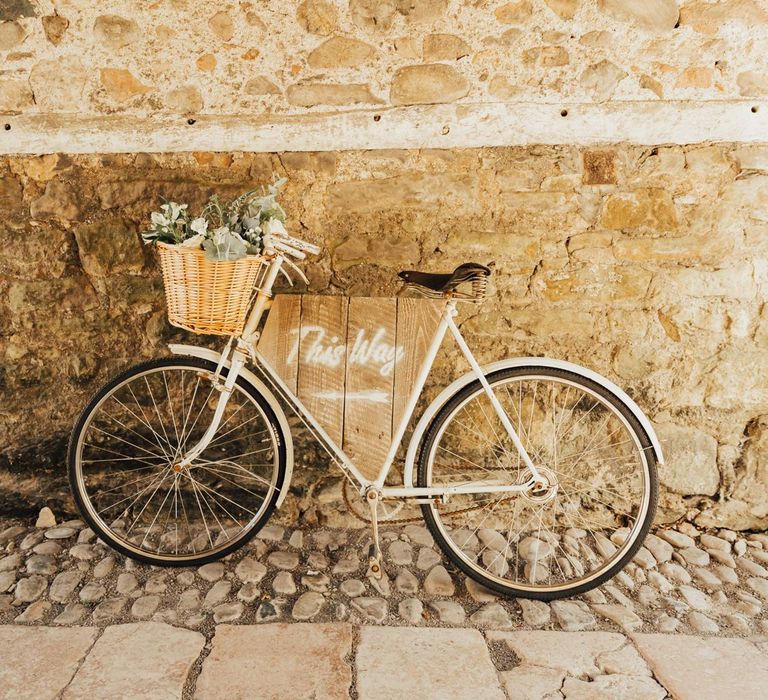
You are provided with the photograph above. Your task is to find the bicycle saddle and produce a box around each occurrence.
[398,263,492,293]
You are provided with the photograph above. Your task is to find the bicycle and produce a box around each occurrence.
[68,230,663,600]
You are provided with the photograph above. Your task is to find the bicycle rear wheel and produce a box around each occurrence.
[68,356,287,566]
[417,366,658,600]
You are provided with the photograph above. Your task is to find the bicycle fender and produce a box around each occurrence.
[402,357,665,488]
[168,343,294,508]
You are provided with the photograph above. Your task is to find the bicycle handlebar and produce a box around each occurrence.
[263,230,321,259]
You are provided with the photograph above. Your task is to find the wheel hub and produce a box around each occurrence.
[518,466,558,503]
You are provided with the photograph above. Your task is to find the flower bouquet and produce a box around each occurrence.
[143,178,287,336]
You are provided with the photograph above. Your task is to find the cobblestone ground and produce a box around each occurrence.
[2,516,768,638]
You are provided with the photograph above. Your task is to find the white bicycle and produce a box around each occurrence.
[69,230,662,600]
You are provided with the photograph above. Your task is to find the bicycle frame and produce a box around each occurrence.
[176,253,544,501]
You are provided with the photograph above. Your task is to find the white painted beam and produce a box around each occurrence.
[1,100,766,154]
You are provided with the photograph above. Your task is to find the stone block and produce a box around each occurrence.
[208,11,234,41]
[423,34,470,61]
[654,423,719,496]
[244,76,281,95]
[74,218,144,277]
[679,0,768,35]
[391,64,469,105]
[544,0,578,20]
[100,68,152,102]
[357,626,505,699]
[0,80,34,111]
[737,71,768,97]
[583,150,617,185]
[494,1,533,24]
[63,622,203,699]
[0,626,99,700]
[0,20,25,50]
[600,189,676,232]
[487,630,626,677]
[580,60,627,102]
[632,634,768,699]
[42,14,69,45]
[308,36,375,68]
[29,57,89,110]
[598,0,679,32]
[93,15,140,49]
[195,624,352,699]
[542,264,652,303]
[350,0,398,30]
[297,0,338,35]
[165,85,203,113]
[0,171,24,217]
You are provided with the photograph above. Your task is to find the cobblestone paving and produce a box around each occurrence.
[2,517,768,639]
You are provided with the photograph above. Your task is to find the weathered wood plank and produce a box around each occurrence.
[297,295,348,447]
[256,295,302,395]
[392,299,446,435]
[343,297,398,480]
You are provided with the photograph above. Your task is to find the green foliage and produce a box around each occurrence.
[142,177,288,261]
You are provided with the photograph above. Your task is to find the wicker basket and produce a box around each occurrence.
[157,242,266,336]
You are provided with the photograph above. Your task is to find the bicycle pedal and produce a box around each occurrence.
[367,556,383,580]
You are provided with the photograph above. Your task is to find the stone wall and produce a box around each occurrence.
[1,144,767,529]
[1,1,767,528]
[2,1,767,116]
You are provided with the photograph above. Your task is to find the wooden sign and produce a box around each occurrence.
[257,295,445,480]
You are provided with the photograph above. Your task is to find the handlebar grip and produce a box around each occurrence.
[268,238,306,259]
[271,231,321,255]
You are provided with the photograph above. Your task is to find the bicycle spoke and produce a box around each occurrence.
[195,465,269,500]
[111,394,174,458]
[124,383,175,457]
[423,371,653,595]
[87,425,167,461]
[74,363,281,562]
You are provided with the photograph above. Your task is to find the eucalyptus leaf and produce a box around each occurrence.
[203,228,248,261]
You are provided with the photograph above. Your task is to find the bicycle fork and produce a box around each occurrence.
[177,342,247,468]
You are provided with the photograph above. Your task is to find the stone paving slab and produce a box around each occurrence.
[488,629,666,699]
[356,626,505,700]
[0,626,98,700]
[5,622,768,698]
[194,623,353,700]
[632,633,768,700]
[62,622,204,700]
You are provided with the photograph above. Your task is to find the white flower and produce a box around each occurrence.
[180,233,205,248]
[151,211,168,226]
[242,216,260,232]
[161,202,187,221]
[190,217,208,235]
[263,218,287,236]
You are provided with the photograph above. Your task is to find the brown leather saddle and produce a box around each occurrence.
[398,263,492,300]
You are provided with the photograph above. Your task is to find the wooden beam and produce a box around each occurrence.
[1,100,766,154]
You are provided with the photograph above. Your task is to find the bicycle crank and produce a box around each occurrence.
[364,488,383,579]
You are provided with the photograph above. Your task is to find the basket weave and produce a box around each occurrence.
[157,242,266,336]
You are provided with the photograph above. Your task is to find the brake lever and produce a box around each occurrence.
[282,257,309,286]
[277,266,294,286]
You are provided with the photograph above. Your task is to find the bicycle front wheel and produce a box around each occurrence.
[68,356,287,566]
[417,366,658,600]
